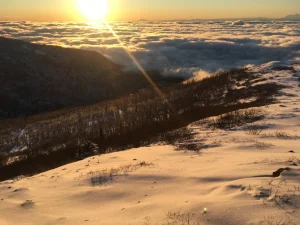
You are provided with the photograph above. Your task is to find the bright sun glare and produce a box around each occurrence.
[77,0,108,20]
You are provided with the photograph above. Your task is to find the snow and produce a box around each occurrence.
[0,63,300,225]
[9,146,28,153]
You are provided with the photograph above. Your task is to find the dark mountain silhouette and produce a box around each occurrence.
[0,37,181,119]
[281,14,300,21]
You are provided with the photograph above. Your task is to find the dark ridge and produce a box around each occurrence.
[0,37,183,119]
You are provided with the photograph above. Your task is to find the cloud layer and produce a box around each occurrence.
[1,20,299,77]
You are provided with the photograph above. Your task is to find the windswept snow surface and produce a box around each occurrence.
[0,63,300,225]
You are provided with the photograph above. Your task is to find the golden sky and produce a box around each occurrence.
[0,0,299,21]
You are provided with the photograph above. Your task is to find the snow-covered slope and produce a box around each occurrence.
[0,62,300,225]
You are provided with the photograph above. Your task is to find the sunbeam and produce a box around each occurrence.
[95,20,165,98]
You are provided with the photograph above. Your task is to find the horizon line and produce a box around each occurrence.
[0,14,299,23]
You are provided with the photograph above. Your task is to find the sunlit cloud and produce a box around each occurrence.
[0,20,299,78]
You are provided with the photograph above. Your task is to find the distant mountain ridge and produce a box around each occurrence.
[0,37,123,118]
[170,14,300,22]
[0,37,177,119]
[281,14,300,21]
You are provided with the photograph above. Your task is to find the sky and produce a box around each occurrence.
[0,0,299,21]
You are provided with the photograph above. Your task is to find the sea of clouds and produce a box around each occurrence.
[0,20,299,78]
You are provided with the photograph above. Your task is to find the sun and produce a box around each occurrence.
[77,0,108,20]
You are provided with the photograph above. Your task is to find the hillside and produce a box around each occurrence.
[0,62,299,225]
[0,63,286,181]
[0,37,179,119]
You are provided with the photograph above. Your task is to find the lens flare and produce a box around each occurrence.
[99,20,165,98]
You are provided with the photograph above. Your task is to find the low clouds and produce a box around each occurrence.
[231,20,245,26]
[0,20,299,78]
